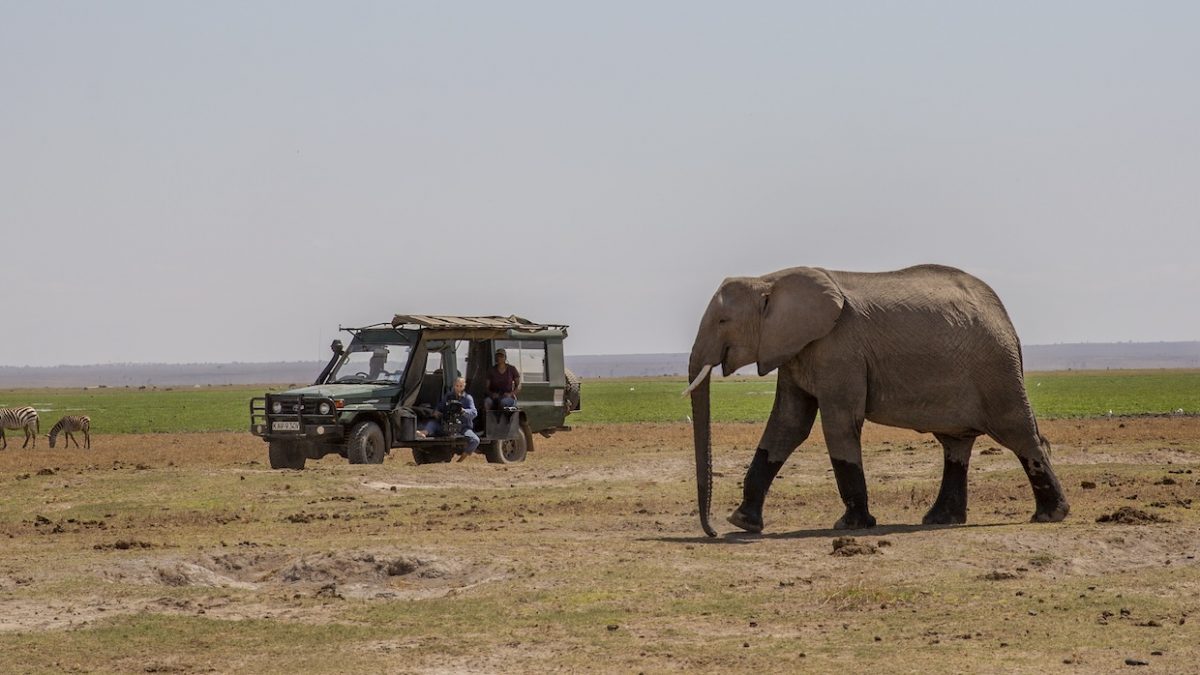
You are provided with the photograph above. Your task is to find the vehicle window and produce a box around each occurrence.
[495,340,548,383]
[330,344,410,384]
[425,352,442,374]
[455,341,470,381]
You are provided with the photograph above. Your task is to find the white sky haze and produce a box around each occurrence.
[2,2,1198,366]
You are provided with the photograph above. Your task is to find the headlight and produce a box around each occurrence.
[272,402,282,414]
[318,402,331,415]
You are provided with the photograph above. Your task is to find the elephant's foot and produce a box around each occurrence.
[922,502,967,525]
[1031,500,1070,523]
[727,507,763,533]
[833,509,876,530]
[922,509,967,525]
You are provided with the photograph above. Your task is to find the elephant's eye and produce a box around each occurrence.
[717,319,728,325]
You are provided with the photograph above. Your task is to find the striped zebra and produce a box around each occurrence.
[0,406,39,449]
[49,415,92,449]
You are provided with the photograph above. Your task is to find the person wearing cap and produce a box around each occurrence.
[484,347,521,413]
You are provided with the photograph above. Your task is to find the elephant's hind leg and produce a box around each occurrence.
[992,427,1069,523]
[821,411,876,530]
[923,434,976,525]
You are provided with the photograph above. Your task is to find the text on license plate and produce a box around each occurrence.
[272,421,300,431]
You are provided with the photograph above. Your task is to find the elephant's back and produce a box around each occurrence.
[827,265,1017,335]
[820,265,1031,425]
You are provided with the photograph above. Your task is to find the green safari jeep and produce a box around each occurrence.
[250,315,580,469]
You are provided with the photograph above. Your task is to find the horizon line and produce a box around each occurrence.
[2,339,1199,369]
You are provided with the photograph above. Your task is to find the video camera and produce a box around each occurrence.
[442,399,465,436]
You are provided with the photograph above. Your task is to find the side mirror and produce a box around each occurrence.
[330,339,344,355]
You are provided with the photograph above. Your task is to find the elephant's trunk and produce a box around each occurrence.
[688,359,718,537]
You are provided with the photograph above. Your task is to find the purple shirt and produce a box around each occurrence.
[487,365,520,397]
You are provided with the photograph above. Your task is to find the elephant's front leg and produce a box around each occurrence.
[821,411,876,530]
[923,433,976,525]
[727,374,817,534]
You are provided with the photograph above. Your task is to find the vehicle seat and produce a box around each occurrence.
[416,376,445,410]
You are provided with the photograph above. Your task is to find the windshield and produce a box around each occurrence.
[330,343,411,384]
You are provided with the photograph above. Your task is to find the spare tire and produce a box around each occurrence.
[564,367,581,414]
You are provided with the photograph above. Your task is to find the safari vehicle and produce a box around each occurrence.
[250,315,580,469]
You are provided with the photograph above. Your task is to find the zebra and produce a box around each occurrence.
[49,415,91,449]
[0,406,39,449]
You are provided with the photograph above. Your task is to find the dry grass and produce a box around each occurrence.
[0,418,1197,673]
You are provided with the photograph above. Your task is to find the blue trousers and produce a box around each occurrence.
[484,395,516,411]
[422,420,480,454]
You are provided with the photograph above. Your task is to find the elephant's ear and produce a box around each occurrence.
[757,268,844,375]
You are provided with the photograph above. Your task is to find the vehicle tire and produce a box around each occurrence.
[268,441,306,470]
[564,368,581,414]
[486,423,533,464]
[346,421,386,464]
[412,446,454,465]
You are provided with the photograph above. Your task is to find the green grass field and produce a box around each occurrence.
[570,369,1200,423]
[2,370,1197,435]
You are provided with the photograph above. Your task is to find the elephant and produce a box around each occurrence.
[684,264,1069,536]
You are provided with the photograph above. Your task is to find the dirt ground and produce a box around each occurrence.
[0,418,1197,673]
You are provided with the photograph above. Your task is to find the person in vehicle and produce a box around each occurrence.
[366,347,390,380]
[420,377,480,459]
[484,348,521,413]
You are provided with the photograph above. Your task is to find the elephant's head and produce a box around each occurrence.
[684,267,844,536]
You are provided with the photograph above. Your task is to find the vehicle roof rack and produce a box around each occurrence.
[390,315,568,332]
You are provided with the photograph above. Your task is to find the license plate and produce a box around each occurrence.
[272,421,300,431]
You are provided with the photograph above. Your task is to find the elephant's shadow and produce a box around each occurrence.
[647,521,1011,545]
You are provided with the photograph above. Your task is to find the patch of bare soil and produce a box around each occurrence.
[0,598,128,632]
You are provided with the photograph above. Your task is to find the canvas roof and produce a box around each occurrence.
[390,315,567,333]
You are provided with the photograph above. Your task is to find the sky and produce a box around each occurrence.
[2,2,1197,367]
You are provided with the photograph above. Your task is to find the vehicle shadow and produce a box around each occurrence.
[645,521,1014,546]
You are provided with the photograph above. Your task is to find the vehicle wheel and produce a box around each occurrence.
[269,441,306,470]
[564,368,581,414]
[346,421,386,464]
[412,446,454,465]
[486,423,533,464]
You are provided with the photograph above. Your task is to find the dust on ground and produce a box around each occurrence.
[0,418,1197,673]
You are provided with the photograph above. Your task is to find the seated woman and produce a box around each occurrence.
[484,348,521,413]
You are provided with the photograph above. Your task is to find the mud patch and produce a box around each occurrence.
[1096,508,1172,524]
[106,549,501,600]
[108,559,257,590]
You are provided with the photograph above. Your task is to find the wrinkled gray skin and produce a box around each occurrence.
[688,264,1070,537]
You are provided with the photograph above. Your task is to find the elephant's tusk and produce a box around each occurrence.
[681,364,714,397]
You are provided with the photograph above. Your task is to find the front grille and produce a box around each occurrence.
[265,395,338,421]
